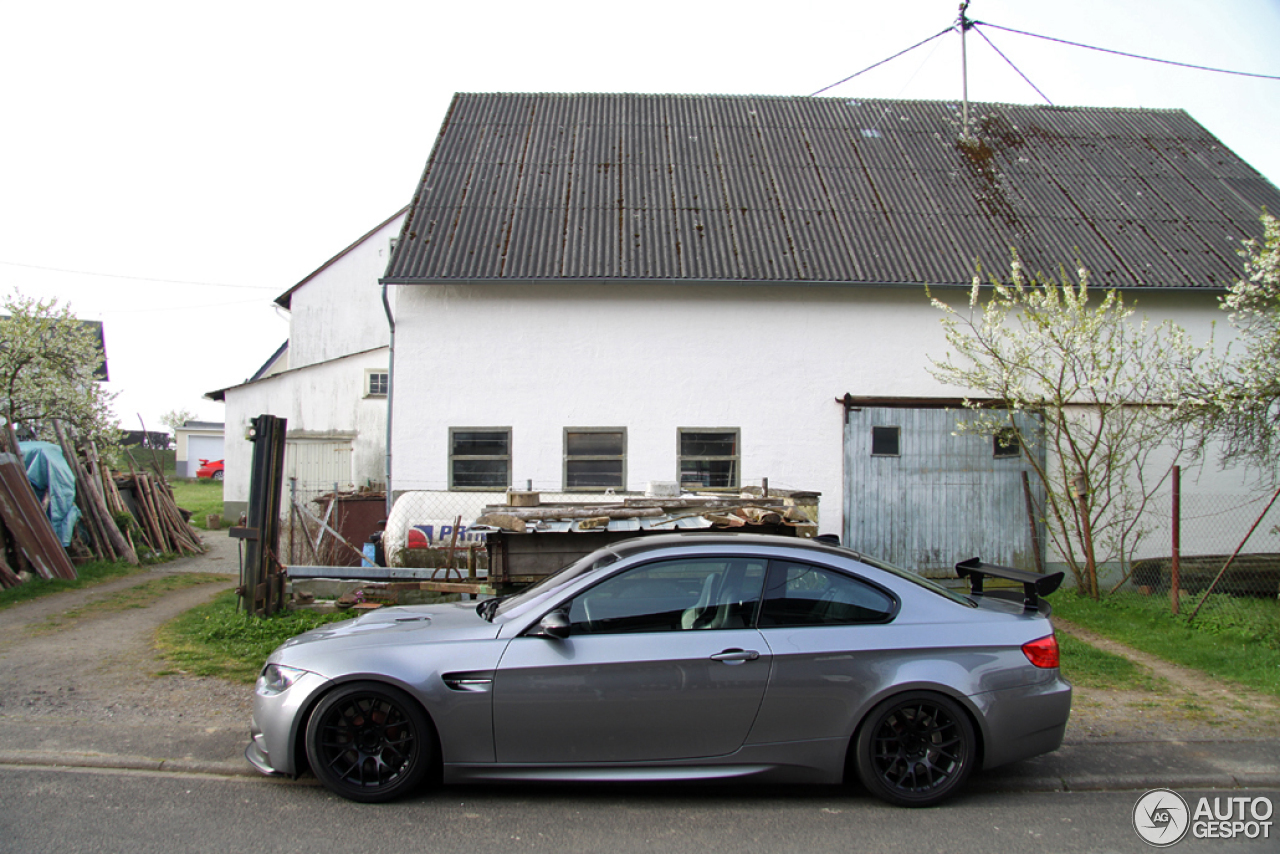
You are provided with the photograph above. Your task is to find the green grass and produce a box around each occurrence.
[169,478,224,530]
[1057,632,1166,692]
[31,572,231,633]
[0,559,150,611]
[1050,590,1280,698]
[155,590,356,683]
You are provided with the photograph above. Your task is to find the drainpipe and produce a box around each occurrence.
[381,283,395,518]
[959,1,971,140]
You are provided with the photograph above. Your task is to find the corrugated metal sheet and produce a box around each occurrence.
[386,93,1280,288]
[843,408,1046,577]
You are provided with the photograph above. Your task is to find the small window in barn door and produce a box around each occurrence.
[564,428,626,491]
[450,428,511,490]
[870,426,900,457]
[678,428,739,489]
[993,427,1021,459]
[364,369,389,398]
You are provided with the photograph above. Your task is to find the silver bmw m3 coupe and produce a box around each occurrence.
[246,532,1071,807]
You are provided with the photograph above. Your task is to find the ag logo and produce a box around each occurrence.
[1134,788,1190,846]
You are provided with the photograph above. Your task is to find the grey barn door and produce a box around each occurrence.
[843,407,1045,577]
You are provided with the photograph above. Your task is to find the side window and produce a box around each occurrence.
[364,369,389,398]
[449,428,511,490]
[758,561,896,627]
[567,557,766,635]
[678,428,740,489]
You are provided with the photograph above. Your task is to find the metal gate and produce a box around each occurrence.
[843,406,1046,576]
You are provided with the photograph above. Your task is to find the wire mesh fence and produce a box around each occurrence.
[275,474,1280,632]
[1114,485,1280,626]
[276,483,629,573]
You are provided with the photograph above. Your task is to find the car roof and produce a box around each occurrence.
[604,531,857,563]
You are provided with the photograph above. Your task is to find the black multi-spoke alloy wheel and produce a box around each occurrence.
[305,682,432,803]
[855,691,975,807]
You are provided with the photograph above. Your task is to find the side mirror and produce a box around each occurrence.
[534,610,571,640]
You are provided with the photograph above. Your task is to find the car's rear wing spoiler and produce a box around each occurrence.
[954,558,1064,612]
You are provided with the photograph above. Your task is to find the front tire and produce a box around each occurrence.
[304,682,432,802]
[855,691,975,807]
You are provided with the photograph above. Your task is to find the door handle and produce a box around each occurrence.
[710,649,759,663]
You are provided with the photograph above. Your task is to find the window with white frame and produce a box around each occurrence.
[449,428,511,490]
[678,428,739,489]
[364,369,389,398]
[564,428,626,491]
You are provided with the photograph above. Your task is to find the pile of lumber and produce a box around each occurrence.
[110,470,205,558]
[476,495,816,534]
[54,426,139,566]
[0,454,77,587]
[52,428,204,565]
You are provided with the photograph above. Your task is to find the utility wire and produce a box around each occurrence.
[976,20,1280,81]
[809,26,955,96]
[0,259,278,290]
[972,25,1054,105]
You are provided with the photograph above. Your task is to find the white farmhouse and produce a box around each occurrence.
[211,209,405,521]
[219,93,1280,574]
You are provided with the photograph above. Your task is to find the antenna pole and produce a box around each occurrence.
[959,1,972,139]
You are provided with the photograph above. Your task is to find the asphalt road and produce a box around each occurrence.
[2,765,1275,854]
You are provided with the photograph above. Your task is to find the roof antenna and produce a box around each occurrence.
[958,1,973,140]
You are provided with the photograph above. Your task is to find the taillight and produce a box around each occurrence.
[1022,634,1060,668]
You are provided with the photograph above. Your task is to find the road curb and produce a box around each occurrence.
[4,749,1278,793]
[972,773,1280,794]
[0,750,255,778]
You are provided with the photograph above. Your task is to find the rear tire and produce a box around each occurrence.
[855,691,975,807]
[305,682,432,803]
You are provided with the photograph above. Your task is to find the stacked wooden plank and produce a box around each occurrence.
[111,470,205,558]
[53,426,139,566]
[0,453,77,586]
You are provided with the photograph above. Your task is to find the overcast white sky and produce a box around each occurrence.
[3,0,1278,436]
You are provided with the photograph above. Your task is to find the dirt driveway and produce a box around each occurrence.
[0,532,248,738]
[0,531,1276,752]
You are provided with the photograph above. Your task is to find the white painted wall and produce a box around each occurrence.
[286,212,404,370]
[221,348,390,515]
[388,281,1247,538]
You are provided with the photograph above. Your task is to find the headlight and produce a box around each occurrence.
[256,663,308,697]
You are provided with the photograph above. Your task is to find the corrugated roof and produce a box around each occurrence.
[383,93,1280,289]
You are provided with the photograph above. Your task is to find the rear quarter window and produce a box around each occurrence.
[758,561,897,627]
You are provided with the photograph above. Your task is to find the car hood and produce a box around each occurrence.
[274,601,501,658]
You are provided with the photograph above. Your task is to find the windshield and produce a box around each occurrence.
[481,549,621,621]
[856,554,975,607]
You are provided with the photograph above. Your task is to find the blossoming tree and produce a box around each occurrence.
[928,259,1200,598]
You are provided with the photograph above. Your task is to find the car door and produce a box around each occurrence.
[747,559,901,745]
[492,556,770,764]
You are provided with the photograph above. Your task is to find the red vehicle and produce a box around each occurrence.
[196,459,224,481]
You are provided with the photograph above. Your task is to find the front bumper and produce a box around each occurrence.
[244,669,334,777]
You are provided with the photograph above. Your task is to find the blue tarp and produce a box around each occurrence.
[20,441,80,547]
